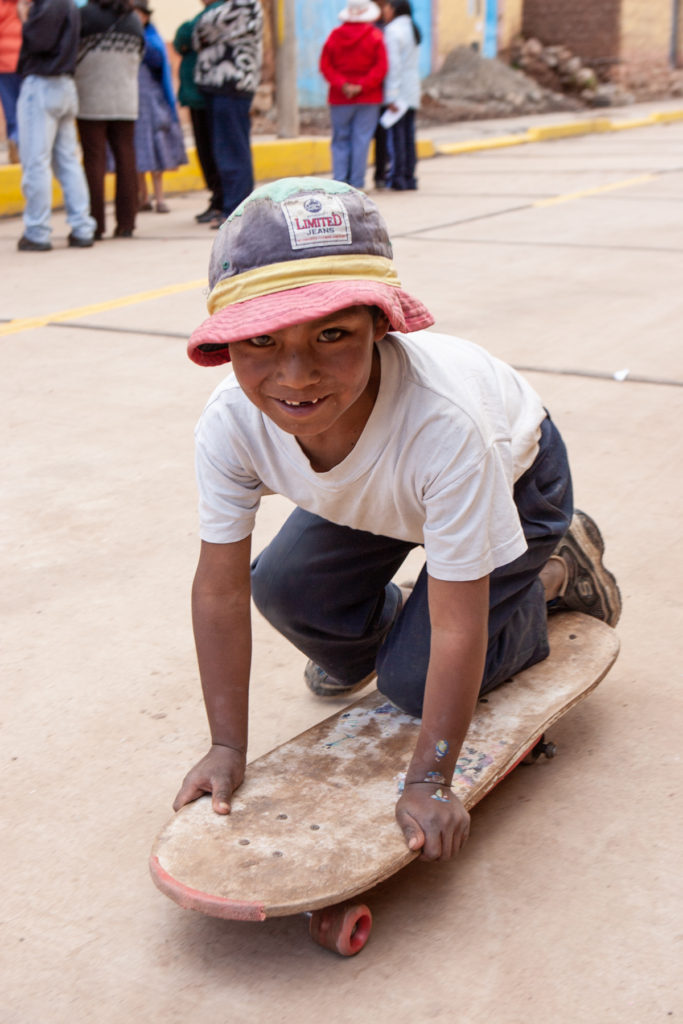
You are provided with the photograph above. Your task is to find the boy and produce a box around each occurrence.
[173,177,620,862]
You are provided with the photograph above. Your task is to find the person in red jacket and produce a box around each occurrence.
[320,0,387,190]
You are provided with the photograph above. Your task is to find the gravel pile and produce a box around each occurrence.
[418,45,582,124]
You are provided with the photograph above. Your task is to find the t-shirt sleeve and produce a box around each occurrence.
[194,414,265,544]
[422,440,527,581]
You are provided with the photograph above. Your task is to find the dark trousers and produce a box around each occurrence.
[189,106,222,211]
[374,111,389,185]
[77,119,137,236]
[389,107,417,190]
[204,92,254,217]
[251,415,573,717]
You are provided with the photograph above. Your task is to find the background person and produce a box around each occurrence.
[132,0,186,215]
[192,0,263,226]
[0,0,22,163]
[173,0,223,226]
[75,0,144,240]
[381,0,421,190]
[15,0,95,250]
[320,0,387,190]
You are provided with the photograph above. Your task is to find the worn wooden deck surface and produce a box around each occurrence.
[151,613,619,920]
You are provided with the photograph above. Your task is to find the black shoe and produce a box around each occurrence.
[113,227,133,238]
[303,581,412,697]
[304,661,376,698]
[68,233,94,248]
[210,214,227,229]
[552,510,622,627]
[195,206,221,224]
[17,235,52,252]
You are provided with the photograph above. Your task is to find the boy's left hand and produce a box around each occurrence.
[395,784,470,862]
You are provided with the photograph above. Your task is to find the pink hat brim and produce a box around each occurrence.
[188,280,434,366]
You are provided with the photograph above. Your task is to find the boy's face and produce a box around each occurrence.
[228,305,389,459]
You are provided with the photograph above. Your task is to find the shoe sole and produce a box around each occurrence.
[556,510,622,627]
[305,667,377,698]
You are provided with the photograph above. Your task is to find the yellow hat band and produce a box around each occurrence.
[207,254,402,315]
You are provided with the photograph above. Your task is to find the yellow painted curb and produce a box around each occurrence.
[438,133,531,155]
[527,118,612,140]
[2,107,682,218]
[654,109,683,123]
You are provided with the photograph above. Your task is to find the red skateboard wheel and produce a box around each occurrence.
[309,901,373,956]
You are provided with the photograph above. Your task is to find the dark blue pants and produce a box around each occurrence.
[388,108,417,190]
[0,71,20,142]
[189,106,223,212]
[204,92,253,218]
[251,416,573,716]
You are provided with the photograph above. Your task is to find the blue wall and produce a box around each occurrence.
[296,0,433,108]
[483,0,498,58]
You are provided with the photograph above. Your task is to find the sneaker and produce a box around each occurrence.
[68,233,94,248]
[552,510,622,627]
[17,235,52,252]
[304,661,376,698]
[195,205,221,224]
[303,581,414,697]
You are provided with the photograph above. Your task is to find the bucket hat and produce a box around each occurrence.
[338,0,381,22]
[188,177,434,367]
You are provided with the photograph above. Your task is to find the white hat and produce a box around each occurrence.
[339,0,381,23]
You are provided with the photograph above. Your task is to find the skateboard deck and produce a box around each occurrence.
[150,612,619,949]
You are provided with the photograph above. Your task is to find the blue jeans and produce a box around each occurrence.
[17,75,95,244]
[0,71,21,142]
[204,92,254,218]
[251,415,573,717]
[330,103,381,190]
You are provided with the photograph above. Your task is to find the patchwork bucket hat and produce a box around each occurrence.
[188,177,434,366]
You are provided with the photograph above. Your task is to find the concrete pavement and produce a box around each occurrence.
[2,104,682,1023]
[1,97,682,217]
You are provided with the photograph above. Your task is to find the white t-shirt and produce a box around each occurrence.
[194,330,546,581]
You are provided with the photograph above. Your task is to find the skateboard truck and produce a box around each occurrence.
[522,733,558,764]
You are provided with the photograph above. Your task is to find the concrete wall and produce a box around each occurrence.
[434,0,486,64]
[498,0,524,55]
[620,0,678,66]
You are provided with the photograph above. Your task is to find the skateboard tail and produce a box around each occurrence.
[149,855,267,922]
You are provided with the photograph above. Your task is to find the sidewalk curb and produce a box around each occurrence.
[435,107,683,155]
[1,107,681,219]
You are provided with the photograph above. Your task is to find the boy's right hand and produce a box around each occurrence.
[173,744,246,815]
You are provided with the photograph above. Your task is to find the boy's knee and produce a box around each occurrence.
[376,665,425,719]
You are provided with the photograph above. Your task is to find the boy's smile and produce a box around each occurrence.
[228,305,389,471]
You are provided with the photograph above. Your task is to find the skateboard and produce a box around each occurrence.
[150,612,619,955]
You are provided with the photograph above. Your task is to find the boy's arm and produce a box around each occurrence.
[173,537,252,815]
[395,575,489,860]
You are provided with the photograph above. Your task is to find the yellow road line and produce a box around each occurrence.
[533,173,657,207]
[0,170,661,338]
[0,278,207,338]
